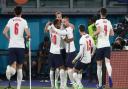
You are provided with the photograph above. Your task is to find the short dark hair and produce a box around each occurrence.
[53,19,62,29]
[53,19,61,26]
[14,6,22,16]
[100,8,107,17]
[79,25,86,32]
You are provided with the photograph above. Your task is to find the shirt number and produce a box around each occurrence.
[86,40,91,51]
[14,23,19,35]
[104,25,107,35]
[51,34,56,44]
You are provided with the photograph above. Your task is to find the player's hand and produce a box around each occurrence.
[47,21,52,25]
[25,35,30,40]
[72,59,77,64]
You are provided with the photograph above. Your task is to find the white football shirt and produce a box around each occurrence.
[75,34,94,64]
[6,17,28,48]
[51,25,76,53]
[95,19,113,48]
[48,25,61,54]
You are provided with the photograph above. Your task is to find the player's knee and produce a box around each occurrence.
[73,68,79,73]
[17,64,23,69]
[11,61,17,69]
[105,57,110,63]
[97,61,102,66]
[59,65,65,69]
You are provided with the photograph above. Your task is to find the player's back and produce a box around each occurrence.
[80,34,94,64]
[95,19,113,48]
[7,17,28,48]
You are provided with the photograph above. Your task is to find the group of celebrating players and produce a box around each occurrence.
[2,6,114,89]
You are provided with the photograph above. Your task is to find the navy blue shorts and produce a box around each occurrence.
[74,60,88,70]
[48,53,64,69]
[95,47,111,61]
[9,48,25,65]
[66,51,76,68]
[60,49,66,66]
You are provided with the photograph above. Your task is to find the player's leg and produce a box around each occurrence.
[54,54,65,89]
[97,60,103,89]
[17,64,23,89]
[66,52,76,85]
[95,48,104,89]
[73,61,84,89]
[104,47,113,88]
[48,53,55,89]
[16,48,25,89]
[55,68,60,89]
[50,68,55,89]
[59,66,66,89]
[61,48,67,87]
[6,48,17,81]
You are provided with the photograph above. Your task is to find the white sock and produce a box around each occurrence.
[78,73,82,81]
[10,66,16,75]
[105,58,112,77]
[6,65,16,80]
[60,69,65,88]
[64,70,67,87]
[6,65,11,80]
[97,65,102,87]
[17,69,23,89]
[73,72,83,87]
[68,69,75,84]
[50,70,54,87]
[55,68,59,81]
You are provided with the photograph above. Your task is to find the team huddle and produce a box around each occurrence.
[3,6,114,89]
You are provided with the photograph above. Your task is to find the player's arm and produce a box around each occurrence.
[91,39,96,56]
[94,26,100,36]
[109,29,114,36]
[24,20,31,39]
[3,26,10,41]
[109,21,114,36]
[94,20,100,36]
[72,44,84,64]
[44,21,52,32]
[51,24,68,35]
[24,28,31,39]
[69,23,74,29]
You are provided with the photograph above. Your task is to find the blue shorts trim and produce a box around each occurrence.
[9,48,25,65]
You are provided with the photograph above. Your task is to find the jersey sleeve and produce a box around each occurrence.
[79,37,85,45]
[95,20,100,28]
[24,20,28,29]
[6,19,11,28]
[109,21,113,30]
